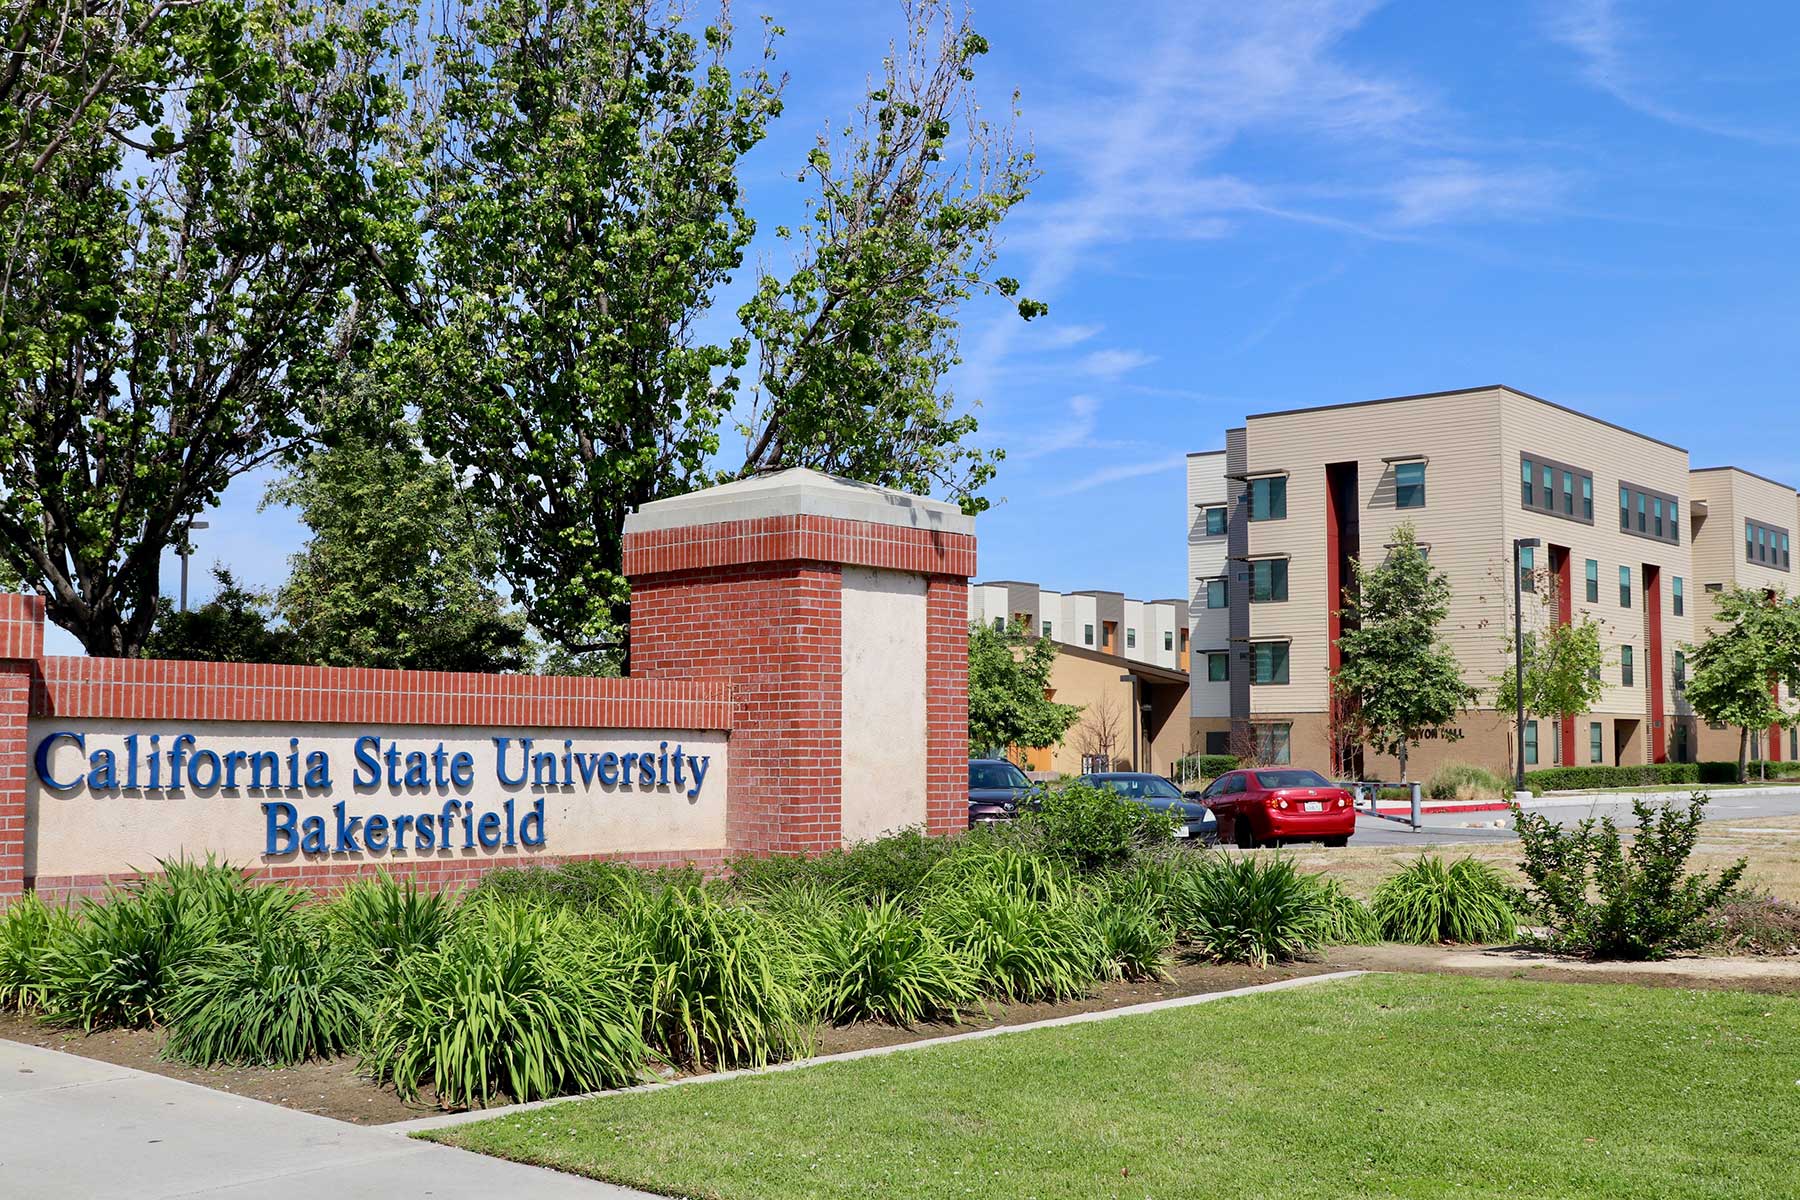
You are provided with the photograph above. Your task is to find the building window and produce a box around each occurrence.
[1524,721,1539,766]
[1637,492,1647,532]
[1582,476,1593,520]
[1250,558,1289,603]
[1674,650,1686,693]
[1207,652,1228,682]
[1041,620,1052,638]
[1205,579,1228,609]
[1204,506,1227,536]
[1395,461,1425,509]
[1673,577,1683,616]
[1653,497,1663,537]
[1621,645,1634,687]
[1562,471,1575,515]
[1590,721,1603,764]
[1620,485,1630,531]
[1585,559,1599,603]
[1164,630,1174,651]
[1251,642,1290,685]
[1083,623,1094,646]
[1519,544,1535,591]
[1541,464,1553,507]
[1249,476,1287,521]
[1126,628,1137,649]
[1671,500,1680,543]
[1620,565,1632,609]
[992,617,1004,631]
[1522,459,1534,506]
[1620,483,1678,545]
[1252,723,1292,765]
[1747,521,1755,561]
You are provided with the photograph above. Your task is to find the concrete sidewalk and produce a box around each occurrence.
[0,1039,653,1199]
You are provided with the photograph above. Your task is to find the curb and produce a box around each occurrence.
[1372,802,1511,816]
[388,969,1371,1136]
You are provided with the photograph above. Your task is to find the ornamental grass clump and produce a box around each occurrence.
[364,905,648,1108]
[325,873,459,966]
[811,898,976,1025]
[0,892,73,1013]
[1371,855,1516,944]
[1086,890,1173,982]
[1171,854,1328,967]
[1312,877,1383,946]
[626,883,811,1071]
[163,920,373,1067]
[920,850,1100,1002]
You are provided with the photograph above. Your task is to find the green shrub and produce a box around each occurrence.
[626,884,810,1070]
[1085,890,1173,982]
[325,873,459,966]
[473,860,686,912]
[164,921,372,1067]
[1023,780,1174,873]
[1513,793,1746,960]
[1168,855,1327,967]
[726,828,964,905]
[811,899,976,1024]
[41,863,302,1030]
[923,880,1100,1002]
[1371,856,1516,944]
[364,906,647,1107]
[1520,762,1747,794]
[0,893,73,1013]
[1175,753,1239,783]
[1426,763,1510,802]
[1311,878,1382,945]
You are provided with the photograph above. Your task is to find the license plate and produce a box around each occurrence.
[1172,825,1190,838]
[1304,801,1324,813]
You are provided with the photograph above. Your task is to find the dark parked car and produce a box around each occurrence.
[1197,767,1355,848]
[1077,772,1217,843]
[968,758,1033,826]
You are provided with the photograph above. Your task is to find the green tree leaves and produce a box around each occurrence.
[968,619,1082,758]
[1333,523,1476,780]
[1685,587,1800,781]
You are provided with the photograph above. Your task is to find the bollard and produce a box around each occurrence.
[1409,781,1423,830]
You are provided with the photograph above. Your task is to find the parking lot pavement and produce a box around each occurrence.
[0,1039,650,1200]
[1347,788,1800,847]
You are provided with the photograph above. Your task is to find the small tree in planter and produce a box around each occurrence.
[1685,588,1800,782]
[1333,524,1476,783]
[968,619,1083,762]
[1491,564,1605,771]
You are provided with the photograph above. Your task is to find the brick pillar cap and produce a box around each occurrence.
[623,467,972,538]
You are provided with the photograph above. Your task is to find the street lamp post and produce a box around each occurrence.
[1512,536,1540,795]
[179,520,210,613]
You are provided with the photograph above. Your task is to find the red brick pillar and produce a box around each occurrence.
[0,595,44,902]
[623,469,975,856]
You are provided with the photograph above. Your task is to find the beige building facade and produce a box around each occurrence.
[1188,385,1797,780]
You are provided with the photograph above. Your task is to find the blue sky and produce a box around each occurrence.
[71,0,1800,653]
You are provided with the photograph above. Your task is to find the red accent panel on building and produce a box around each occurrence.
[1555,548,1575,767]
[623,515,976,580]
[1645,565,1666,765]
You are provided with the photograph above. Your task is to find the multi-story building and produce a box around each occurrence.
[968,581,1190,774]
[1183,384,1800,778]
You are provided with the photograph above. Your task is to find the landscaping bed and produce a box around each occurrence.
[430,973,1800,1200]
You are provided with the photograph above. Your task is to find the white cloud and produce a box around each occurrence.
[1013,394,1102,460]
[1052,455,1188,497]
[1038,322,1103,349]
[1386,160,1567,227]
[1543,0,1799,145]
[1079,349,1156,380]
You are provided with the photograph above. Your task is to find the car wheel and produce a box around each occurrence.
[1323,835,1349,848]
[1235,820,1257,851]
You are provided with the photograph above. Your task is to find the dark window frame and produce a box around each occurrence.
[1620,565,1632,609]
[1518,452,1594,527]
[1248,475,1288,522]
[1622,644,1634,688]
[1206,651,1229,683]
[1620,479,1681,546]
[1249,557,1289,604]
[1202,505,1227,536]
[1745,518,1793,573]
[1394,460,1426,509]
[1251,641,1290,685]
[1204,578,1229,609]
[1585,559,1599,604]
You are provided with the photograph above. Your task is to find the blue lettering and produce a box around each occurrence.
[638,750,656,787]
[365,812,389,851]
[519,797,545,846]
[598,751,619,785]
[33,731,85,791]
[87,747,117,791]
[300,815,327,854]
[450,751,474,788]
[304,750,331,789]
[477,811,501,848]
[494,737,529,787]
[263,801,298,854]
[353,735,381,788]
[333,801,362,852]
[414,813,435,850]
[686,754,710,799]
[189,748,222,791]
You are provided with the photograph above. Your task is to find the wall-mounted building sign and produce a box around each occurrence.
[25,720,726,877]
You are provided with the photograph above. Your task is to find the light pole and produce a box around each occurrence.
[1118,672,1140,772]
[178,520,210,613]
[1512,536,1540,794]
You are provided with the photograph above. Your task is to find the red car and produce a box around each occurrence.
[1197,767,1355,848]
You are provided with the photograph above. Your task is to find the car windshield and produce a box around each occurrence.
[970,762,1029,790]
[1095,776,1183,799]
[1254,769,1331,789]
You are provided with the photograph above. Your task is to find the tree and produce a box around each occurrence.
[0,0,410,655]
[1333,524,1476,782]
[733,0,1041,506]
[264,430,529,673]
[1492,562,1606,765]
[1685,587,1800,781]
[1074,692,1123,770]
[141,566,295,664]
[967,619,1081,759]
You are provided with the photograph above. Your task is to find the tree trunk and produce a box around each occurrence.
[1738,726,1750,784]
[1397,743,1409,785]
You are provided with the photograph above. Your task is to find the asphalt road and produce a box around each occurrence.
[1346,788,1800,847]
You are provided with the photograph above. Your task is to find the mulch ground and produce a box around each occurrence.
[4,947,1794,1126]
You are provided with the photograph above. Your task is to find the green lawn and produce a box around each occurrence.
[430,974,1800,1199]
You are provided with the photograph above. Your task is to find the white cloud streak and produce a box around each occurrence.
[1051,455,1188,497]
